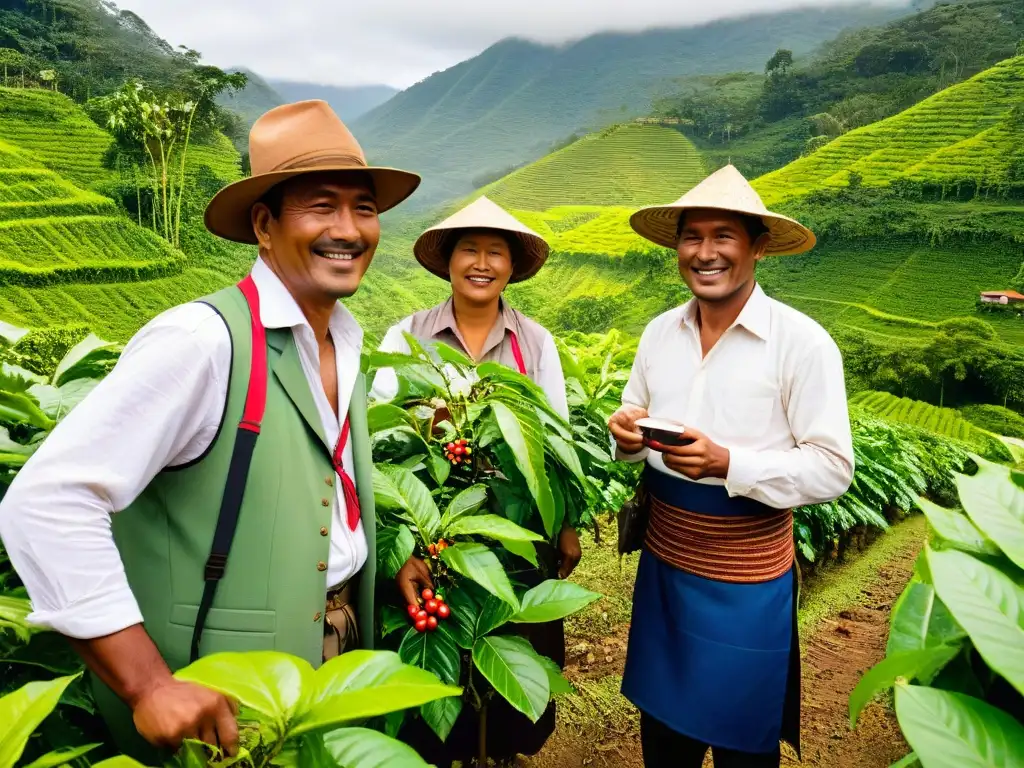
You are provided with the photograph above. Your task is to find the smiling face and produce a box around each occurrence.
[251,171,380,306]
[676,208,769,303]
[447,229,515,307]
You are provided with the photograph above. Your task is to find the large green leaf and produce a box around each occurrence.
[849,645,961,727]
[956,456,1024,569]
[513,580,601,624]
[445,587,482,650]
[446,514,544,551]
[91,759,151,767]
[472,636,550,722]
[378,525,416,580]
[502,539,540,567]
[174,651,312,730]
[547,434,586,486]
[0,391,54,430]
[22,744,99,768]
[29,379,100,421]
[537,655,574,696]
[441,543,518,609]
[475,595,515,638]
[440,485,488,529]
[53,334,119,387]
[397,621,465,743]
[323,727,430,767]
[0,674,78,768]
[373,466,441,542]
[894,683,1024,767]
[398,624,461,686]
[490,401,556,537]
[367,404,416,434]
[916,498,1001,558]
[887,579,966,655]
[432,341,474,370]
[292,650,460,736]
[926,546,1024,695]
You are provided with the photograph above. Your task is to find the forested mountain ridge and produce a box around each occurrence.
[351,3,913,209]
[658,0,1024,178]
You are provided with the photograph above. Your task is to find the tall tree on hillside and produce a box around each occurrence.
[761,48,801,121]
[0,48,25,85]
[100,68,246,247]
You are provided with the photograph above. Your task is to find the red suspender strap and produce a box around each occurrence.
[333,418,361,531]
[191,275,269,663]
[508,330,527,376]
[237,276,268,432]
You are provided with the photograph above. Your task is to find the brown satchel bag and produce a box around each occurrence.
[616,479,649,556]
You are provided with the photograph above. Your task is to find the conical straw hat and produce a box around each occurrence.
[205,100,420,244]
[629,164,816,256]
[414,196,550,283]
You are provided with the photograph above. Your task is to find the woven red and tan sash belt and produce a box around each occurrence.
[645,494,794,583]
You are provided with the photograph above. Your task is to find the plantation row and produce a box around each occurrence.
[848,392,1016,464]
[754,56,1024,206]
[851,391,975,441]
[480,124,706,211]
[512,205,654,257]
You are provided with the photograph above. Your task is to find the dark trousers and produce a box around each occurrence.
[640,712,781,768]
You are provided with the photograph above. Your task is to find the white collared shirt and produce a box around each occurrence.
[0,258,367,639]
[618,284,854,509]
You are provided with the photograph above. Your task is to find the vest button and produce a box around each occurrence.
[317,561,327,572]
[321,498,330,507]
[314,612,322,622]
[326,475,334,487]
[320,526,329,537]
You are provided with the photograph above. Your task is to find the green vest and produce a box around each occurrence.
[91,286,377,761]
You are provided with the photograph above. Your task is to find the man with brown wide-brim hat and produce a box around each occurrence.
[609,165,854,767]
[0,100,420,762]
[370,195,580,767]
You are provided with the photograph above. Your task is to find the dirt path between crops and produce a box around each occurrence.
[521,517,926,768]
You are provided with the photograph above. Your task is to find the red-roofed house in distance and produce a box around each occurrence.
[980,290,1024,305]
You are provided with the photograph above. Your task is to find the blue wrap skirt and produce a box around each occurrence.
[621,470,801,755]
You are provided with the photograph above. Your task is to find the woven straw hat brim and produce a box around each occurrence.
[204,165,421,245]
[413,196,550,283]
[630,204,816,256]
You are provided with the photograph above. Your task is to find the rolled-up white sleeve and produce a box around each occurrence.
[725,337,854,509]
[368,318,413,403]
[0,306,228,639]
[537,332,569,420]
[613,330,651,464]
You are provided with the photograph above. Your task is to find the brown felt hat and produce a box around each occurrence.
[630,164,816,256]
[204,100,421,244]
[413,196,550,283]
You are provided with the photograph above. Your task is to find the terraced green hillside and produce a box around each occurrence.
[755,56,1024,206]
[0,88,249,340]
[0,88,114,188]
[479,125,705,210]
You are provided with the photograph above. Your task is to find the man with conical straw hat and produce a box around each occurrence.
[608,165,854,767]
[371,195,579,766]
[0,100,421,761]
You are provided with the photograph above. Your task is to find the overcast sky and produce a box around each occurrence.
[115,0,906,89]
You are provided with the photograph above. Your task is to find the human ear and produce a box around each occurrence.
[251,203,274,250]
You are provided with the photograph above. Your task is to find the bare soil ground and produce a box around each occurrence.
[518,516,926,768]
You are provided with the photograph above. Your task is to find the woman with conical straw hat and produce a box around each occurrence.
[371,195,578,766]
[609,165,855,767]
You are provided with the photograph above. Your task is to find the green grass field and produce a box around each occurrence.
[478,124,705,211]
[754,56,1024,207]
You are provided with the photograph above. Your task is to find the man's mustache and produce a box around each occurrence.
[311,238,370,253]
